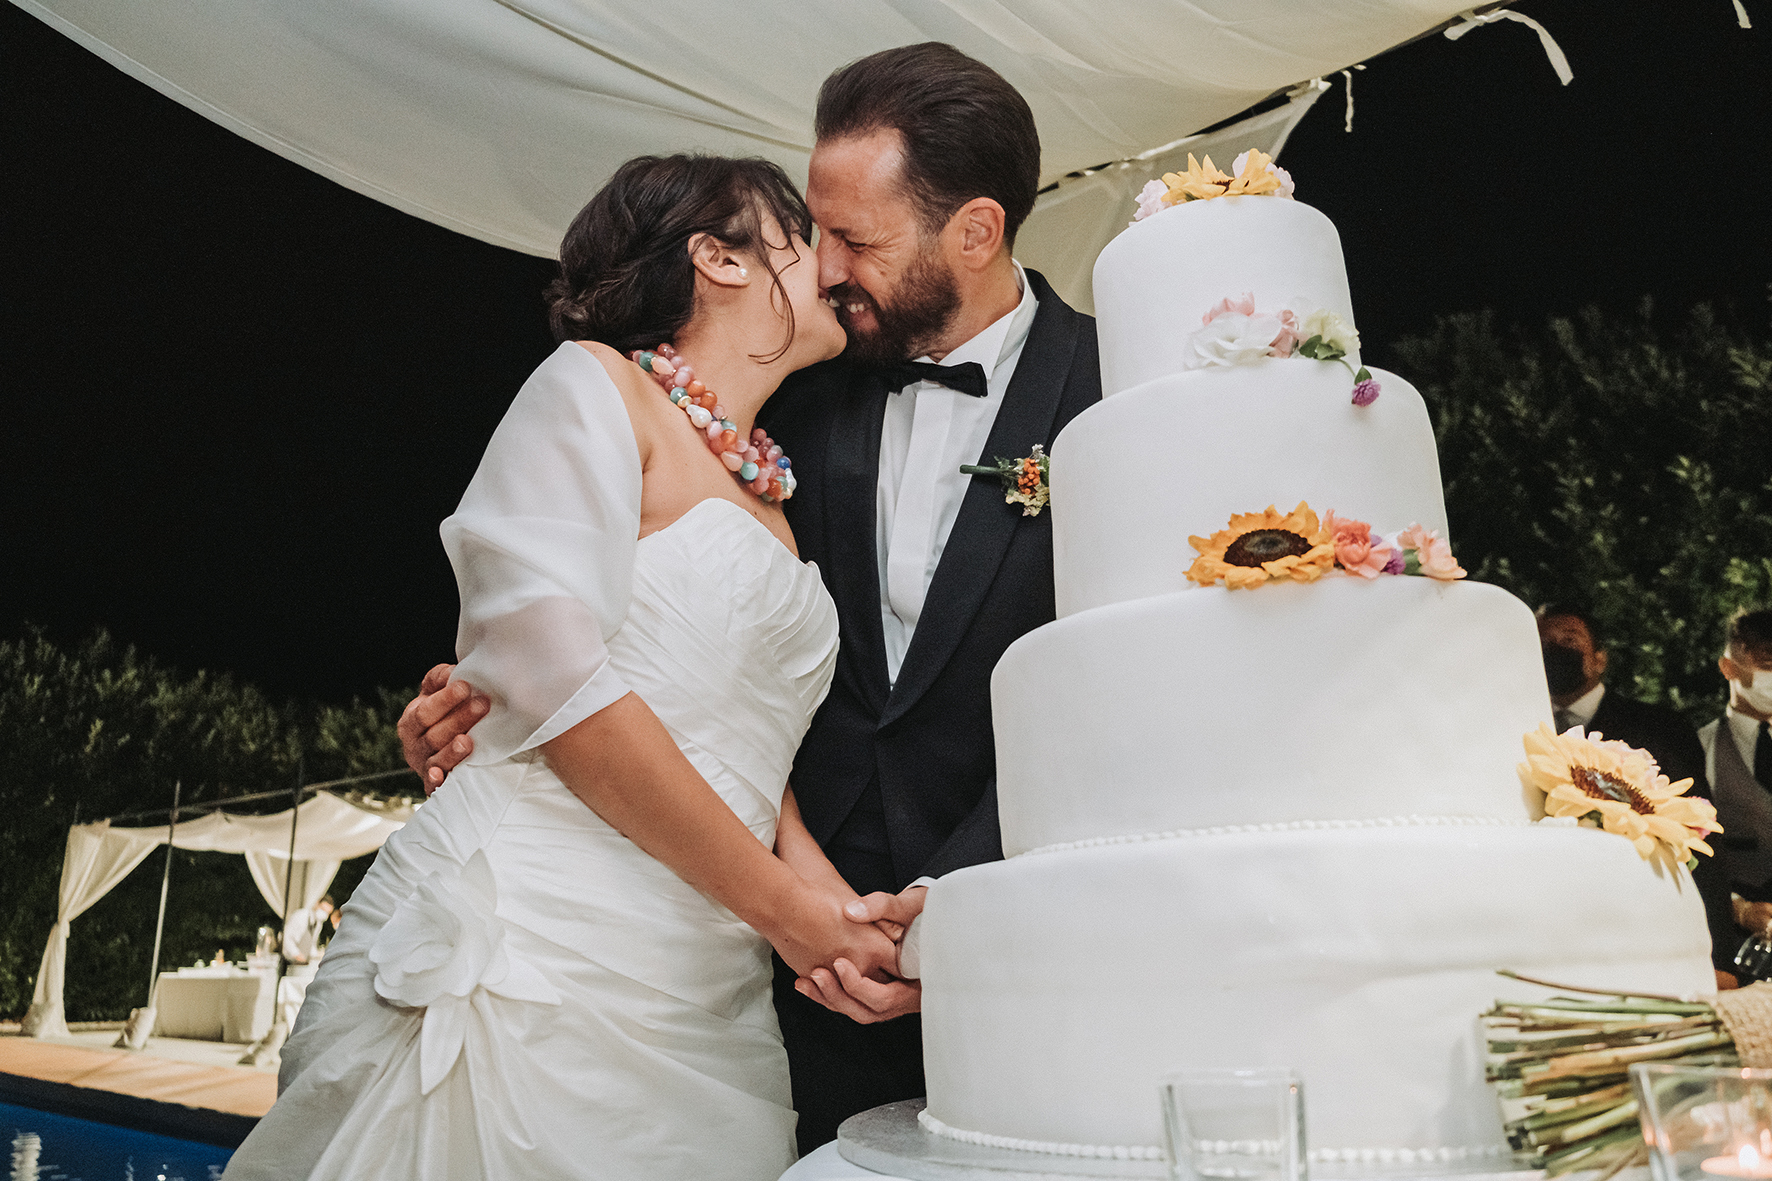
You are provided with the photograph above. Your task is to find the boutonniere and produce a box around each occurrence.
[962,444,1049,517]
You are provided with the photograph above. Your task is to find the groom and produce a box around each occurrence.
[401,43,1103,1150]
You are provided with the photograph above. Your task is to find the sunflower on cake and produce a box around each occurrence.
[903,158,1719,1172]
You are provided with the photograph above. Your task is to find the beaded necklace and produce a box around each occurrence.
[630,344,795,503]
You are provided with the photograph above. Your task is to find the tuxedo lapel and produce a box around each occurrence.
[881,273,1081,728]
[822,372,893,716]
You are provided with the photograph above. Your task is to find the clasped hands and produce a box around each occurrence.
[399,664,925,1023]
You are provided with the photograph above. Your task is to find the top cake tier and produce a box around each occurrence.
[1094,195,1356,396]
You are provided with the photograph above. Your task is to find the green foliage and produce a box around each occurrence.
[0,628,416,1020]
[1396,301,1772,718]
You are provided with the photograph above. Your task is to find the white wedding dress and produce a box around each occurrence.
[225,343,838,1180]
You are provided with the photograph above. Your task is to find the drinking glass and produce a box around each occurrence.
[1631,1063,1772,1181]
[1160,1067,1307,1181]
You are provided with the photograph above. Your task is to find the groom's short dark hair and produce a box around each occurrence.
[816,42,1040,248]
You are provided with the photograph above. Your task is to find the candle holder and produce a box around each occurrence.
[1631,1064,1772,1181]
[1160,1067,1307,1181]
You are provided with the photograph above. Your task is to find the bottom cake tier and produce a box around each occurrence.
[919,820,1712,1163]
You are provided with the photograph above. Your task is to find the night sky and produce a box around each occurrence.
[3,0,1767,706]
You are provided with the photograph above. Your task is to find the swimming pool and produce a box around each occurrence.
[3,1100,233,1180]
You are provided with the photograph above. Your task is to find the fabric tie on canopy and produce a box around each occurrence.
[21,791,414,1040]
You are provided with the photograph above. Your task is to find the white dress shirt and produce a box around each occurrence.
[1557,682,1607,731]
[876,263,1039,685]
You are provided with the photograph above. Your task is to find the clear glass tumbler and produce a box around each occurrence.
[1160,1067,1307,1181]
[1631,1063,1772,1181]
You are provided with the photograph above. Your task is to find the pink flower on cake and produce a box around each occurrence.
[1270,308,1302,358]
[1132,179,1169,223]
[1201,293,1257,326]
[1323,511,1394,578]
[1351,378,1382,406]
[1398,524,1467,581]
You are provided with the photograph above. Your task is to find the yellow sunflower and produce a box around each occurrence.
[1161,153,1231,203]
[1186,502,1337,589]
[1519,724,1719,876]
[1223,149,1285,197]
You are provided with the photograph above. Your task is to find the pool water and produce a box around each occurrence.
[3,1100,233,1180]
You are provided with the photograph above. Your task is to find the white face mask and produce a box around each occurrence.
[1739,667,1772,714]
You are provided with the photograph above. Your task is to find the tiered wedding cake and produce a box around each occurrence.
[914,166,1713,1166]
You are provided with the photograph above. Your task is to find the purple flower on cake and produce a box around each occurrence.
[1351,378,1382,406]
[1132,179,1169,223]
[1231,150,1295,199]
[1380,540,1407,576]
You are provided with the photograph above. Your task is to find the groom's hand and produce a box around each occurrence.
[398,664,489,795]
[793,885,928,1022]
[798,960,922,1024]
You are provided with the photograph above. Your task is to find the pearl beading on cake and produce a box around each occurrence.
[917,1108,1510,1166]
[916,1108,1167,1161]
[1021,814,1524,859]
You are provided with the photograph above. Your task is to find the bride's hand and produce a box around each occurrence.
[768,885,900,982]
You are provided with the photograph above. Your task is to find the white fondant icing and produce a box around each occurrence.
[993,577,1552,858]
[920,825,1712,1158]
[1023,814,1521,858]
[1049,363,1447,616]
[1093,197,1356,397]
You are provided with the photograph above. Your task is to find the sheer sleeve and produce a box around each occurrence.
[441,343,644,765]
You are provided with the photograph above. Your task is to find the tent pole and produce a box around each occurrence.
[276,762,302,980]
[144,780,180,1007]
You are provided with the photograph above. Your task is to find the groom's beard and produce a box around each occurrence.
[832,246,961,365]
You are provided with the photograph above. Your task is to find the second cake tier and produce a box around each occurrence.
[993,576,1550,858]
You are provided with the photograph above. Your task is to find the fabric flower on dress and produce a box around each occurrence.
[1519,724,1719,875]
[1187,502,1337,589]
[371,849,561,1095]
[1322,511,1394,578]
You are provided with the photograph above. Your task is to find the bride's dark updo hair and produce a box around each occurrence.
[547,155,815,358]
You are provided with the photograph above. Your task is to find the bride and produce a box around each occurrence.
[224,154,898,1180]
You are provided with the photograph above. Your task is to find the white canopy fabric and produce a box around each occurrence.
[21,791,414,1039]
[13,0,1554,311]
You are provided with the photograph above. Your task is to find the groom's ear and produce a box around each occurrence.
[686,232,751,288]
[946,197,1007,272]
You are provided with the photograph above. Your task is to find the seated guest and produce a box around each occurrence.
[1537,603,1734,982]
[1702,608,1772,975]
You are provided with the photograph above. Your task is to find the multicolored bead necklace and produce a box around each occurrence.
[630,344,795,503]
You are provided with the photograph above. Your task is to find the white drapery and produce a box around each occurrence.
[12,0,1550,311]
[21,791,414,1039]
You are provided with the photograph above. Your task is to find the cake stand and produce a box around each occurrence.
[834,1100,1547,1181]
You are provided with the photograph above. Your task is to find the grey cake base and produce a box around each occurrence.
[837,1100,1167,1179]
[835,1101,1546,1181]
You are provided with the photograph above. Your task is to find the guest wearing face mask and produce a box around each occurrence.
[1701,608,1772,968]
[1537,604,1736,985]
[1537,604,1710,791]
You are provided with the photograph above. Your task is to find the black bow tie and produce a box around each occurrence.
[871,360,990,398]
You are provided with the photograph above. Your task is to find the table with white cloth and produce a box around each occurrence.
[781,1143,906,1181]
[152,966,277,1043]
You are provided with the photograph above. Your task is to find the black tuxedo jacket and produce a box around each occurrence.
[1584,689,1736,970]
[1587,690,1710,800]
[760,269,1101,889]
